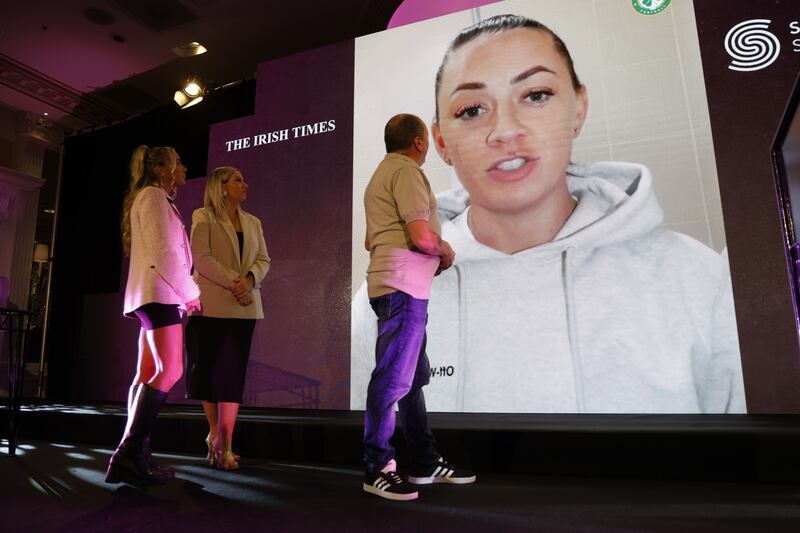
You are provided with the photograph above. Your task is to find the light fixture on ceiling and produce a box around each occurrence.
[172,41,208,58]
[173,76,205,109]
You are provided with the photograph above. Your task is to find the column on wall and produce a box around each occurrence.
[0,165,44,310]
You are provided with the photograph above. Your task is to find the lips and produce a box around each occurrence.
[487,155,538,183]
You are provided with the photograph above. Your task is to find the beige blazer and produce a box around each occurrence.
[189,206,271,319]
[124,186,200,315]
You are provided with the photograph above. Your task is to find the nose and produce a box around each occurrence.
[486,102,526,146]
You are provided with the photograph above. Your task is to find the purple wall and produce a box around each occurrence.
[198,40,356,409]
[387,0,501,28]
[76,42,355,409]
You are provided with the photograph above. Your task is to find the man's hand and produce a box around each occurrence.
[435,240,455,275]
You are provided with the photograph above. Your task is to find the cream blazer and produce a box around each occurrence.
[123,186,200,315]
[189,206,270,319]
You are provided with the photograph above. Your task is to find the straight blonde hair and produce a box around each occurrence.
[204,166,239,220]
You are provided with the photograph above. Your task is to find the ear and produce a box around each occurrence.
[432,123,451,165]
[573,86,589,138]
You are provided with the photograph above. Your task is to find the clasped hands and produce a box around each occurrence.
[230,274,254,306]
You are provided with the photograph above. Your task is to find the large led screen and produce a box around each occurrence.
[204,0,744,414]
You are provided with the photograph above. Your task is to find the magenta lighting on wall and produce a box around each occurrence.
[387,0,502,28]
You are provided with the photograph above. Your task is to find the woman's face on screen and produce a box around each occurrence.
[433,28,587,214]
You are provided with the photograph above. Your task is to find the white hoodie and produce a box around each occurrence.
[351,162,746,414]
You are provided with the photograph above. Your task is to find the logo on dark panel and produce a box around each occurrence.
[725,19,781,71]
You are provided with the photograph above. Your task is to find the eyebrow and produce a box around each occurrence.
[511,65,556,84]
[451,81,485,95]
[450,65,556,96]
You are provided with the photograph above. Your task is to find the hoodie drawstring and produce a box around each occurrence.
[454,264,467,410]
[563,247,586,412]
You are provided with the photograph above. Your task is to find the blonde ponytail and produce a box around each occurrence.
[121,145,177,256]
[130,145,147,184]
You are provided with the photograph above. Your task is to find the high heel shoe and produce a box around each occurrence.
[205,434,216,466]
[213,448,240,470]
[206,434,240,465]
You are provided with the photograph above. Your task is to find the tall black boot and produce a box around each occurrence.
[143,436,174,479]
[105,384,171,486]
[128,382,174,478]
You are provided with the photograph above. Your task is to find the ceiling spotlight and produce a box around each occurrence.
[174,77,205,109]
[172,41,208,58]
[184,82,201,96]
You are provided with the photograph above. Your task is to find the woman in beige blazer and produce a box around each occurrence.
[107,145,201,487]
[185,166,270,470]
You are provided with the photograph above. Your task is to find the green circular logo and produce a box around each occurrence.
[632,0,671,15]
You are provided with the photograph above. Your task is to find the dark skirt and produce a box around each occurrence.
[130,303,181,330]
[185,316,256,403]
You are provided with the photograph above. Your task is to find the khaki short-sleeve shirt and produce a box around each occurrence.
[364,153,441,299]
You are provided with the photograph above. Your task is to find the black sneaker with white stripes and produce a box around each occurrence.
[363,460,418,501]
[407,457,476,485]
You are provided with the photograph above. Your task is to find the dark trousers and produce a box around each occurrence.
[363,291,438,472]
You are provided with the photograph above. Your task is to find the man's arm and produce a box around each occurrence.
[407,220,454,271]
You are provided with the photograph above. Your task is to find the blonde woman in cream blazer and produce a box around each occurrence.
[185,166,270,470]
[107,145,201,487]
[123,186,199,315]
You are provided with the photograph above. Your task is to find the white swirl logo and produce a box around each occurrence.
[725,19,781,72]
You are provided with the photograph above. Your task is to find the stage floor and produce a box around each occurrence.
[2,438,800,532]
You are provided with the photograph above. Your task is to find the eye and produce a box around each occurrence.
[454,104,487,120]
[524,90,553,104]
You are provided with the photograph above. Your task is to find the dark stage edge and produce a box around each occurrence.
[4,403,800,484]
[2,439,800,532]
[12,402,800,432]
